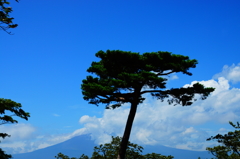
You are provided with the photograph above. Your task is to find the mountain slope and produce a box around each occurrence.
[12,134,95,159]
[12,134,213,159]
[143,145,212,159]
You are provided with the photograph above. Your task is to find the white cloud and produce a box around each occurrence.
[214,63,240,84]
[170,75,179,80]
[76,75,240,151]
[183,77,230,95]
[166,73,179,81]
[3,64,240,154]
[78,108,130,144]
[0,123,36,142]
[53,113,60,117]
[0,124,36,154]
[0,124,87,154]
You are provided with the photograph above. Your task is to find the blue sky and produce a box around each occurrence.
[1,0,240,154]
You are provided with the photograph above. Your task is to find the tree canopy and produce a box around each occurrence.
[91,136,143,159]
[206,121,240,159]
[0,0,18,34]
[0,98,30,159]
[81,50,215,159]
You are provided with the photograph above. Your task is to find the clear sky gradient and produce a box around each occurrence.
[1,0,240,154]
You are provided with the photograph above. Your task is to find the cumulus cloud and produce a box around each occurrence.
[0,124,36,154]
[214,63,240,84]
[3,64,240,153]
[0,124,36,142]
[78,107,130,144]
[38,63,240,151]
[76,74,240,151]
[0,124,87,154]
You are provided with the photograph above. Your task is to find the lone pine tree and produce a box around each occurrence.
[81,50,214,159]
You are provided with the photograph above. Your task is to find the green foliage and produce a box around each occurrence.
[0,0,18,34]
[144,153,174,159]
[55,153,89,159]
[0,98,30,125]
[82,50,214,109]
[55,153,72,159]
[55,136,174,159]
[206,121,240,159]
[0,98,30,159]
[91,136,143,159]
[0,148,12,159]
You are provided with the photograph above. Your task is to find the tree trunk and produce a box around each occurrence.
[117,101,138,159]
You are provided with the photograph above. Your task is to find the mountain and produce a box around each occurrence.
[12,134,213,159]
[12,134,95,159]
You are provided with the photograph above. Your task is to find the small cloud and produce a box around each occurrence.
[167,73,179,81]
[170,74,179,80]
[53,113,60,117]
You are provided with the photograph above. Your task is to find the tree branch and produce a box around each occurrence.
[97,95,110,100]
[156,70,175,76]
[140,90,164,95]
